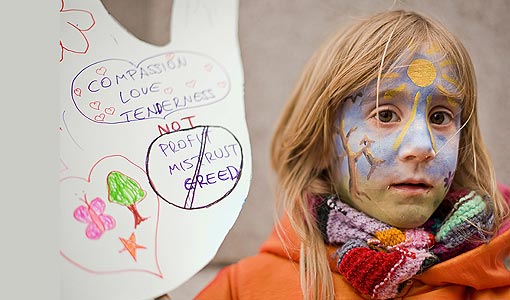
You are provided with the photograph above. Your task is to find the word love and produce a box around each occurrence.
[146,126,243,210]
[71,51,231,124]
[119,82,161,104]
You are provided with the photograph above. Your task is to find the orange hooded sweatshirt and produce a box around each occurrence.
[195,186,510,300]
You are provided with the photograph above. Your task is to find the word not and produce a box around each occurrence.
[86,57,187,93]
[167,144,241,175]
[118,89,216,122]
[157,115,196,135]
[183,165,239,190]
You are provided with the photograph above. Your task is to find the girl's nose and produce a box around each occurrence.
[397,121,436,163]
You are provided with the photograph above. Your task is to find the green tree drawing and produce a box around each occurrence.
[107,171,148,228]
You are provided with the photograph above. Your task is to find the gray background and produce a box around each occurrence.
[100,0,510,298]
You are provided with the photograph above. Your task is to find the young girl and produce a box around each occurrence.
[195,10,510,300]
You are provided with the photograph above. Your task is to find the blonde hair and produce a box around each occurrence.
[270,10,508,300]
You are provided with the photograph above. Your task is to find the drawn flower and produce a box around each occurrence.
[443,171,453,188]
[59,0,95,62]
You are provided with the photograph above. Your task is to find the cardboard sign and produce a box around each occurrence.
[59,0,251,299]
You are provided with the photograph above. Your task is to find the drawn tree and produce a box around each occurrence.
[337,92,385,200]
[337,123,385,201]
[107,171,148,228]
[338,120,367,200]
[359,135,385,180]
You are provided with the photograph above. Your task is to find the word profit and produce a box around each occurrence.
[158,132,212,157]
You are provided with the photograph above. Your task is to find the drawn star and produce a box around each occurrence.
[118,232,146,261]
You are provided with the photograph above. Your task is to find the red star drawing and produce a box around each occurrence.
[118,232,146,261]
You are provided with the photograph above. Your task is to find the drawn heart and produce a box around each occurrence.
[96,67,107,76]
[60,155,162,277]
[104,107,115,115]
[89,101,101,110]
[204,64,213,72]
[74,88,82,97]
[166,52,175,60]
[163,87,173,94]
[217,81,227,88]
[185,80,196,88]
[94,114,105,122]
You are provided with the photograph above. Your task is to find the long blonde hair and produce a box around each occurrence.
[270,10,508,300]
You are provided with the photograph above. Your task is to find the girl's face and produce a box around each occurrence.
[335,47,462,228]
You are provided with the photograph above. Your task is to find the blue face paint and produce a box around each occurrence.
[335,48,462,228]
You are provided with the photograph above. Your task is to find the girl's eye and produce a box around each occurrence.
[376,110,400,123]
[429,111,452,125]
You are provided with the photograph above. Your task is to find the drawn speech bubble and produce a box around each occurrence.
[71,51,231,124]
[146,126,243,209]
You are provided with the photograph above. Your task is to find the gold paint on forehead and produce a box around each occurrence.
[425,43,440,55]
[407,59,437,87]
[383,83,406,99]
[439,59,452,67]
[382,72,400,79]
[447,97,458,107]
[436,84,459,100]
[441,73,461,90]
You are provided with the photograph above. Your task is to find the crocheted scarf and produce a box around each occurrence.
[315,189,494,300]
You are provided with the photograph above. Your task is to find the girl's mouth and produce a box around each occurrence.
[389,181,432,194]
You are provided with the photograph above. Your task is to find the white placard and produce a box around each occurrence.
[59,0,250,299]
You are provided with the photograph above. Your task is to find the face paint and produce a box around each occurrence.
[335,46,462,228]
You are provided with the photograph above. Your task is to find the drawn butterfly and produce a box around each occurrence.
[74,196,116,240]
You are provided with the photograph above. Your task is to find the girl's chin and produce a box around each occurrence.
[386,218,428,229]
[377,209,432,229]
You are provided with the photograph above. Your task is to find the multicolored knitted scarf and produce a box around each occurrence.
[315,190,494,300]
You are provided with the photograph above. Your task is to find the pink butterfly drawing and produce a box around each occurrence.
[73,195,116,240]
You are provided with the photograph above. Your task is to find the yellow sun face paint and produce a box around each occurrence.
[425,43,440,55]
[447,97,458,107]
[439,59,452,67]
[392,91,420,150]
[407,59,437,87]
[382,72,400,79]
[441,73,461,90]
[383,83,406,99]
[425,95,438,152]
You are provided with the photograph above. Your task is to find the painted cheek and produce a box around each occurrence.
[434,133,459,170]
[335,134,349,176]
[345,125,398,181]
[360,131,399,180]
